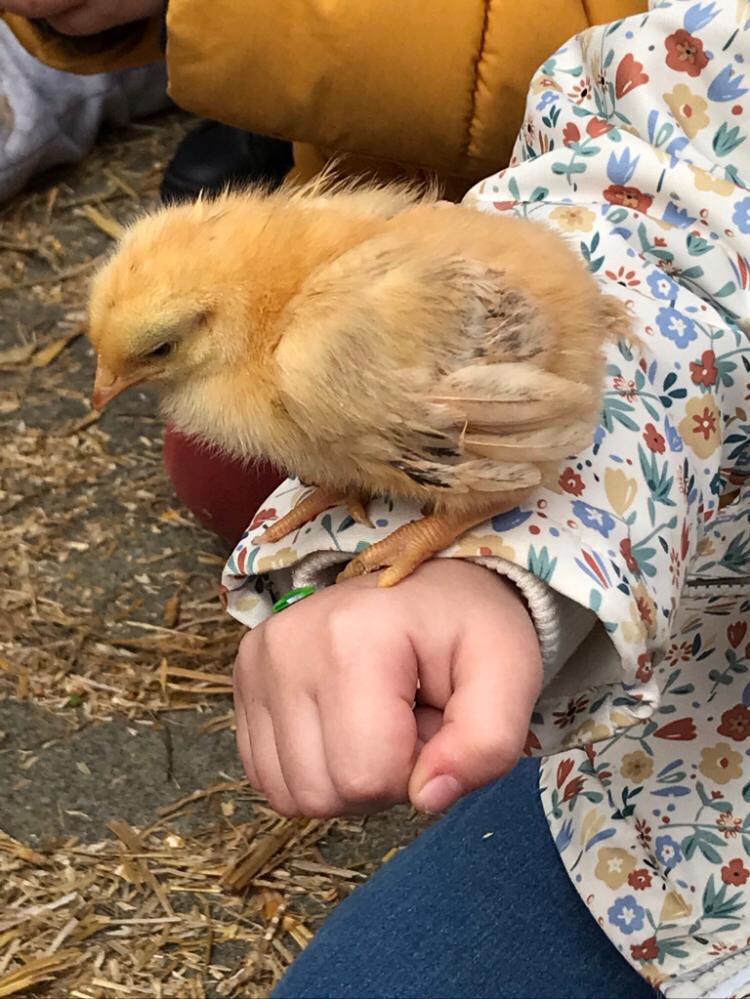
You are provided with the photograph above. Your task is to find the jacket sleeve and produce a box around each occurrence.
[3,0,647,175]
[164,0,645,180]
[222,0,750,758]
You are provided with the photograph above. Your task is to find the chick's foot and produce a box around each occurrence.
[253,486,371,543]
[338,504,508,588]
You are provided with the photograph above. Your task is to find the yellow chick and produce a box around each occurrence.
[89,178,630,586]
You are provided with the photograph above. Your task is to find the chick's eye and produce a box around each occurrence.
[148,342,173,359]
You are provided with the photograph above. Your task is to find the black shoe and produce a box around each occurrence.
[161,121,294,203]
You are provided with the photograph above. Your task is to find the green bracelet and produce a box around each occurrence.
[272,585,317,614]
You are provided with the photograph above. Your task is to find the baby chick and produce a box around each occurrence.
[89,178,630,586]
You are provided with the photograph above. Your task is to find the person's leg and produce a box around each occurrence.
[0,20,168,202]
[274,759,655,999]
[163,428,284,546]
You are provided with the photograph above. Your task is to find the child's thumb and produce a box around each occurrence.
[408,716,524,813]
[407,639,541,813]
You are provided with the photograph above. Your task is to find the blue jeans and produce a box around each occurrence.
[273,759,656,999]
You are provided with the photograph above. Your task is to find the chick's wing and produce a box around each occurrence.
[273,231,603,497]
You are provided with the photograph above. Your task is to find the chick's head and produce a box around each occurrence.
[88,201,248,411]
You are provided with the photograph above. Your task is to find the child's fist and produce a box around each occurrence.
[233,559,542,818]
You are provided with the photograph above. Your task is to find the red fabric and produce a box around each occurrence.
[163,426,284,547]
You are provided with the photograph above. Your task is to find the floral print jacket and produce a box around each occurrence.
[223,2,750,994]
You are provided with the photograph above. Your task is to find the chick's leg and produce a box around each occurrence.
[253,487,371,544]
[338,494,525,588]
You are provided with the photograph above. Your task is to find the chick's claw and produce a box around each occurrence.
[337,506,502,588]
[253,486,372,544]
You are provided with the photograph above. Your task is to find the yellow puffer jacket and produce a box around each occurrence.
[2,0,646,182]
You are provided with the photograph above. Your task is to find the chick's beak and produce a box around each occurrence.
[92,364,142,411]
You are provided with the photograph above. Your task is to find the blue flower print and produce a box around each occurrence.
[707,64,749,102]
[537,91,559,112]
[647,270,679,301]
[664,416,684,453]
[732,196,750,235]
[607,895,646,935]
[571,500,616,537]
[662,202,697,228]
[655,307,699,348]
[655,834,683,868]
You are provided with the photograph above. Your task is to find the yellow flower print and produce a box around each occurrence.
[454,533,516,560]
[230,592,260,614]
[532,75,562,94]
[699,742,744,784]
[660,891,691,922]
[580,808,607,848]
[678,394,721,459]
[562,719,611,747]
[696,535,716,557]
[604,467,638,515]
[688,164,735,195]
[549,205,597,233]
[664,84,710,138]
[620,749,654,783]
[595,847,636,889]
[257,546,299,573]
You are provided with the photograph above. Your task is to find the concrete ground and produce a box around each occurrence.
[0,111,430,998]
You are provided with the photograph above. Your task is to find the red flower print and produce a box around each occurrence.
[559,467,585,496]
[689,350,718,386]
[620,538,640,575]
[570,77,593,104]
[616,53,650,97]
[665,29,709,77]
[721,858,750,886]
[604,184,653,213]
[681,521,690,560]
[711,790,724,799]
[636,594,655,630]
[523,729,542,756]
[728,621,747,649]
[613,374,637,401]
[717,812,743,838]
[635,818,652,849]
[557,758,575,788]
[493,200,517,211]
[562,776,585,802]
[654,236,668,247]
[605,266,641,287]
[717,704,750,742]
[666,640,693,666]
[587,116,614,137]
[553,695,589,728]
[653,717,697,740]
[250,506,277,531]
[691,406,717,440]
[631,937,659,962]
[628,868,653,890]
[643,423,666,454]
[657,257,680,276]
[563,122,581,146]
[669,548,681,580]
[636,652,653,683]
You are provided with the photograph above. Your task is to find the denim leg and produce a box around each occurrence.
[273,758,655,999]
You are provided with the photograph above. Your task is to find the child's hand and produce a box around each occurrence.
[233,559,542,817]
